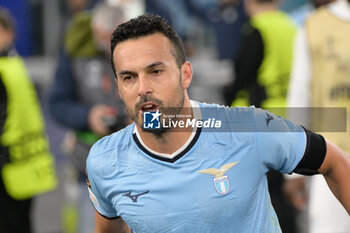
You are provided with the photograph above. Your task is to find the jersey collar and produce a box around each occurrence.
[133,101,202,163]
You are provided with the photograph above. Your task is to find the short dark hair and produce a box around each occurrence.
[110,14,186,76]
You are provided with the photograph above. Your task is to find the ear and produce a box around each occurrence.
[181,61,193,89]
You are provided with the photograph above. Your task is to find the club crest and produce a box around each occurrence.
[198,161,239,195]
[214,175,230,194]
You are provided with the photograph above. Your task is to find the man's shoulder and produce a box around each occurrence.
[87,124,134,163]
[197,101,256,120]
[196,102,294,132]
[306,6,331,25]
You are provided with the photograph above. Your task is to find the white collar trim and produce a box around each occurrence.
[133,100,200,159]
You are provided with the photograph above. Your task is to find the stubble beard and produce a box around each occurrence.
[125,76,185,137]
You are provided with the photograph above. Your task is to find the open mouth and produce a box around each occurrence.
[140,102,159,112]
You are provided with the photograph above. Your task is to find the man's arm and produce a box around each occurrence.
[49,51,111,136]
[319,140,350,215]
[95,211,131,233]
[48,51,91,130]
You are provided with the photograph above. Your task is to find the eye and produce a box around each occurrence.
[122,75,133,82]
[152,69,162,75]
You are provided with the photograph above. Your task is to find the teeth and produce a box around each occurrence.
[144,104,153,108]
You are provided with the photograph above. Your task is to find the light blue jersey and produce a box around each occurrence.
[86,102,306,233]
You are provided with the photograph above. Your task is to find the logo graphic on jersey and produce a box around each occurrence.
[123,190,149,203]
[88,186,100,207]
[198,161,239,195]
[143,110,161,129]
[265,112,274,127]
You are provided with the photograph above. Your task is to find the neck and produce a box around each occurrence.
[136,97,194,154]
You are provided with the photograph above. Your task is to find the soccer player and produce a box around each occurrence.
[86,14,350,233]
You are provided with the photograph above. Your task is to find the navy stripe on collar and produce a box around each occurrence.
[132,127,202,163]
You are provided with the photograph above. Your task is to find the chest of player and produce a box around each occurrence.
[108,138,268,231]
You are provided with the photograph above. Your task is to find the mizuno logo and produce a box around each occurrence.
[265,112,274,127]
[123,191,149,203]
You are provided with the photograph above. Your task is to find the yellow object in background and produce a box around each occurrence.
[0,56,57,199]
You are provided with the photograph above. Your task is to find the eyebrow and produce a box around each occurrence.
[118,62,165,77]
[118,70,136,77]
[145,62,164,69]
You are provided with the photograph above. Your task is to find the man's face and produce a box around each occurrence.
[113,33,190,130]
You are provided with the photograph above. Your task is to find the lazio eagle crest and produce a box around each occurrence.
[198,161,239,195]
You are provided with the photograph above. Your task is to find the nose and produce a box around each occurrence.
[137,75,152,96]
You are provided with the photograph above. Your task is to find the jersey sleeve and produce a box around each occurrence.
[253,108,307,174]
[86,147,119,219]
